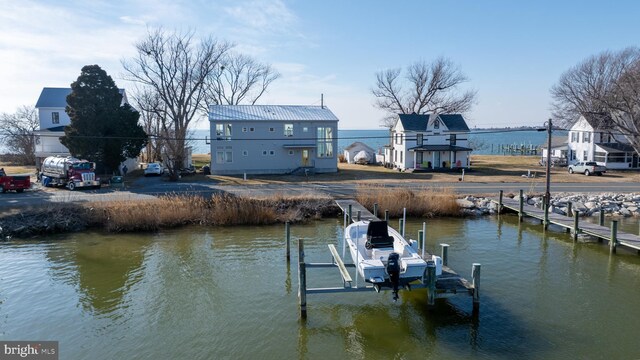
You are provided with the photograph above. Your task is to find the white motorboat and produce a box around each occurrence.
[345,220,428,300]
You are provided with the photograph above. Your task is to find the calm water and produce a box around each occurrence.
[1,216,640,359]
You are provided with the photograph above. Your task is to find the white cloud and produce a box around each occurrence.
[224,0,297,33]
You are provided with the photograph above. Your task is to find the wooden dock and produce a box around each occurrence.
[291,199,480,318]
[493,190,640,254]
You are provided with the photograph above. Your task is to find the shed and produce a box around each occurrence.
[344,142,375,164]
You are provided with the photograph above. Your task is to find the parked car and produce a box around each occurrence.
[568,161,606,176]
[144,163,164,176]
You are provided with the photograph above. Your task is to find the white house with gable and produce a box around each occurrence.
[385,113,472,171]
[208,105,338,175]
[34,87,137,171]
[343,141,375,164]
[567,113,639,169]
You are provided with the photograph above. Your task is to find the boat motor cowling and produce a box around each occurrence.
[387,252,401,301]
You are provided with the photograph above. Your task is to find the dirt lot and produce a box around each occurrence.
[3,154,639,185]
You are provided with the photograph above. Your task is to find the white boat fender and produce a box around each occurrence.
[386,252,401,301]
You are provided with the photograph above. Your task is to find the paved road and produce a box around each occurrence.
[2,178,639,209]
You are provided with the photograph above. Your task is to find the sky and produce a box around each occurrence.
[1,0,639,129]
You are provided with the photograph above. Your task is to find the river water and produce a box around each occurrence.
[1,215,640,359]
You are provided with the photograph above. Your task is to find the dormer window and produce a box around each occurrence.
[52,112,59,124]
[433,119,440,129]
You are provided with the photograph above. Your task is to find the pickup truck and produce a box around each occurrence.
[0,168,31,193]
[568,162,606,176]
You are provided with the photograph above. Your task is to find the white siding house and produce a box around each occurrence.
[385,113,472,171]
[208,105,339,175]
[540,136,568,165]
[344,141,375,164]
[34,87,135,171]
[567,114,639,169]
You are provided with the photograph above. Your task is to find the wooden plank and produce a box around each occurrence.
[328,244,353,284]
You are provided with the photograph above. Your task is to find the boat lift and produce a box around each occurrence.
[287,199,481,319]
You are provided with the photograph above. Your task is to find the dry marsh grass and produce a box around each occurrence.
[356,185,461,217]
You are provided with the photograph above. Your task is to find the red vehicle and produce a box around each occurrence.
[40,156,100,191]
[0,168,31,193]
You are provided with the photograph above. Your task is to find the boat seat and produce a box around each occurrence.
[366,221,394,249]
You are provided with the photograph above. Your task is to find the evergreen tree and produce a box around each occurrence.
[61,65,147,173]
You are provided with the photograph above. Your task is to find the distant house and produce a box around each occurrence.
[568,113,639,169]
[343,141,375,164]
[540,136,568,165]
[384,113,472,171]
[33,87,137,171]
[208,105,339,175]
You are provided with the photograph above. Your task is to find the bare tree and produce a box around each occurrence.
[551,47,640,153]
[132,88,164,163]
[122,28,232,179]
[0,105,39,164]
[372,57,477,127]
[205,53,280,106]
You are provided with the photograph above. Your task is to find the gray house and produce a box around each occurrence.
[208,105,339,175]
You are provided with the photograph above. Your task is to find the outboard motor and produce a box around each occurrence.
[386,252,401,301]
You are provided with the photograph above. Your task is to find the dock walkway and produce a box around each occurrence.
[494,195,640,253]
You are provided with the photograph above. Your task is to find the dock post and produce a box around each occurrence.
[441,243,449,266]
[426,261,436,309]
[384,210,389,222]
[518,189,524,222]
[498,190,503,214]
[373,203,378,218]
[298,239,307,319]
[285,221,291,262]
[599,207,605,226]
[544,201,550,229]
[573,211,580,241]
[472,263,481,315]
[402,207,407,238]
[348,204,352,224]
[399,219,404,237]
[610,220,618,254]
[421,222,426,259]
[357,210,361,222]
[418,229,424,253]
[567,202,573,217]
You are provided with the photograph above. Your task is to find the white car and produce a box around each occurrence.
[144,163,164,176]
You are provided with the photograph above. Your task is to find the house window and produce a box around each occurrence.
[449,134,457,146]
[434,119,440,129]
[250,127,255,132]
[417,134,423,146]
[242,127,248,132]
[269,127,275,132]
[571,132,577,142]
[215,146,233,163]
[216,123,232,140]
[395,133,403,145]
[288,150,294,155]
[262,150,268,156]
[284,124,294,137]
[317,127,334,158]
[583,152,588,161]
[242,150,248,156]
[52,112,59,124]
[303,127,308,133]
[584,132,590,143]
[609,152,626,163]
[595,152,607,162]
[269,150,275,156]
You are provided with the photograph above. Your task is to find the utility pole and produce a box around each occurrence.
[544,118,553,226]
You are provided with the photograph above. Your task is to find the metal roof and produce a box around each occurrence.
[35,87,126,108]
[209,105,339,121]
[595,142,636,153]
[397,113,470,132]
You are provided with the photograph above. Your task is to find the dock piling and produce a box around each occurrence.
[399,219,404,237]
[418,229,424,252]
[421,222,426,259]
[298,239,307,319]
[441,244,449,266]
[573,211,580,241]
[373,203,378,218]
[357,210,361,222]
[567,202,573,217]
[384,210,389,222]
[348,204,352,223]
[426,261,436,308]
[472,263,481,314]
[610,220,618,254]
[519,190,524,222]
[498,190,503,214]
[599,207,605,226]
[285,221,291,262]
